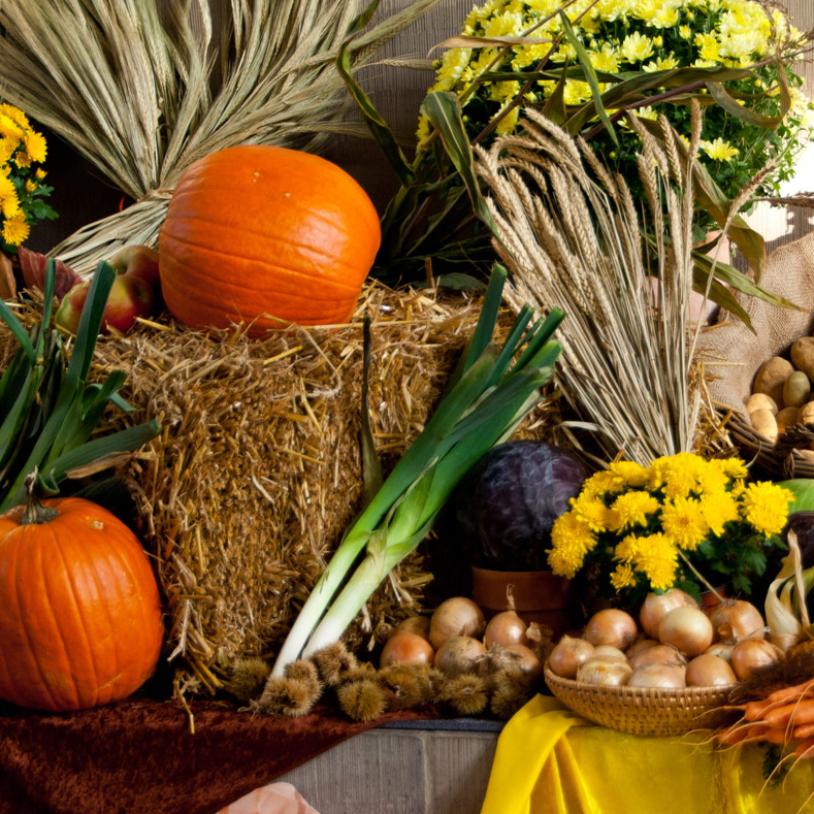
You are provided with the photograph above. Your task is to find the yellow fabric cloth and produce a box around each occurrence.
[481,696,814,814]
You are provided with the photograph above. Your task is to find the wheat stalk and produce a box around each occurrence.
[476,108,704,464]
[0,0,439,272]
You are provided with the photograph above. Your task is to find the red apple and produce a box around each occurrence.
[56,245,161,334]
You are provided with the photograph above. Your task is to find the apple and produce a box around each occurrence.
[56,245,161,334]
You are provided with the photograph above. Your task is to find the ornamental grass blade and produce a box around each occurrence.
[0,300,35,364]
[42,420,160,492]
[706,77,790,128]
[66,261,114,385]
[421,92,493,227]
[559,13,617,146]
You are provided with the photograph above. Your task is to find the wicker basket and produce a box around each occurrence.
[725,411,814,480]
[544,666,736,737]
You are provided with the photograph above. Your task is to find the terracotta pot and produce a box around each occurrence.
[471,566,574,636]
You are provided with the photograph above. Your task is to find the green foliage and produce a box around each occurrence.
[0,259,159,510]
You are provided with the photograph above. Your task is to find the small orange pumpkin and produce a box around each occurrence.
[158,145,381,334]
[0,496,163,711]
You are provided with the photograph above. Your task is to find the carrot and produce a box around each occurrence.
[744,699,774,721]
[793,723,814,741]
[764,700,814,729]
[794,739,814,760]
[718,721,770,746]
[767,679,814,706]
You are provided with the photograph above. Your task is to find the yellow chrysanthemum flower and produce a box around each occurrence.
[35,168,47,181]
[25,179,36,193]
[0,113,24,143]
[571,493,612,533]
[702,138,739,162]
[613,533,642,563]
[609,490,660,531]
[608,460,649,487]
[2,213,29,246]
[634,533,679,591]
[0,138,16,165]
[495,106,520,135]
[610,563,637,590]
[581,469,622,500]
[661,497,709,551]
[23,130,46,164]
[701,490,740,537]
[548,512,597,577]
[589,44,620,74]
[695,32,721,63]
[0,173,15,200]
[0,104,29,131]
[13,152,31,168]
[1,193,20,219]
[740,482,794,537]
[620,32,655,63]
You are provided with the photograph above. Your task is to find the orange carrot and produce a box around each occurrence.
[767,680,814,706]
[794,740,814,759]
[793,723,814,741]
[764,700,814,729]
[718,721,770,746]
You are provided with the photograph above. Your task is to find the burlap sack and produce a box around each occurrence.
[699,231,814,476]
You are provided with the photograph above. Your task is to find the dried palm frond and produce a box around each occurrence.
[476,106,708,464]
[0,0,439,272]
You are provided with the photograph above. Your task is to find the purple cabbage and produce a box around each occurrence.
[452,441,588,570]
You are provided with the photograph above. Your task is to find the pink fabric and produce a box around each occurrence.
[218,782,319,814]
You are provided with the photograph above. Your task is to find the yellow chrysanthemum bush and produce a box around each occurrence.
[548,453,794,600]
[421,0,812,218]
[345,0,812,303]
[0,102,55,250]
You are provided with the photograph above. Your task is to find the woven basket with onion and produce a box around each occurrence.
[544,667,735,737]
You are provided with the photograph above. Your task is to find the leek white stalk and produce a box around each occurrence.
[272,268,564,675]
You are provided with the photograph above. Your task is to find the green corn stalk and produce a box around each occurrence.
[272,266,564,675]
[0,259,159,510]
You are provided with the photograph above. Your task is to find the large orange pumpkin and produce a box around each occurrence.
[0,497,163,711]
[158,145,381,334]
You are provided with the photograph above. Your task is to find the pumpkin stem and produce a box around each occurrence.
[21,471,59,525]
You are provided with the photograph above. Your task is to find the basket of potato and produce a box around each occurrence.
[742,339,814,473]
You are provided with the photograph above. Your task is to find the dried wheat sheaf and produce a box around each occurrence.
[476,106,717,464]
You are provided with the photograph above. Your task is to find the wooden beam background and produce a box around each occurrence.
[30,0,814,253]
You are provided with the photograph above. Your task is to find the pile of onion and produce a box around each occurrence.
[548,593,775,691]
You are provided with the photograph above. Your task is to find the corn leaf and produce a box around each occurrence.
[359,316,382,507]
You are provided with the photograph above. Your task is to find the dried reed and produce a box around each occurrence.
[476,107,706,464]
[0,0,438,272]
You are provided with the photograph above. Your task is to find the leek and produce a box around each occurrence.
[272,267,564,675]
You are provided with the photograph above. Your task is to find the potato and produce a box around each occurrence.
[777,407,800,435]
[784,371,811,408]
[751,408,778,444]
[754,357,794,405]
[797,450,814,464]
[800,401,814,426]
[746,393,778,416]
[792,338,814,381]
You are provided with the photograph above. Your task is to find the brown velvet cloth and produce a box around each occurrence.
[0,699,431,814]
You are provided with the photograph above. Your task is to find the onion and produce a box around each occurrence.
[576,659,632,687]
[503,644,542,682]
[730,638,782,680]
[591,645,628,662]
[396,616,431,641]
[686,654,737,687]
[628,644,686,671]
[434,636,486,676]
[626,637,660,659]
[484,610,528,648]
[639,589,697,639]
[584,609,638,650]
[628,664,686,689]
[380,632,434,668]
[549,636,595,679]
[709,600,765,643]
[429,598,486,649]
[658,606,713,656]
[705,643,734,663]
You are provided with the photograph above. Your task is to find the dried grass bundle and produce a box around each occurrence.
[476,107,706,464]
[0,0,438,272]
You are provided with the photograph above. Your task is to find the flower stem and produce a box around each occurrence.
[678,551,724,602]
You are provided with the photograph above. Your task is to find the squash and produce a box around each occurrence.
[0,495,163,710]
[158,145,381,334]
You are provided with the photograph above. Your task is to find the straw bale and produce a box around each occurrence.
[55,283,552,695]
